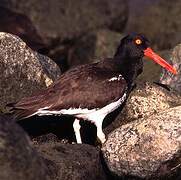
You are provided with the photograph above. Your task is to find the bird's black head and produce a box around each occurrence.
[114,33,177,75]
[113,33,177,90]
[114,33,150,60]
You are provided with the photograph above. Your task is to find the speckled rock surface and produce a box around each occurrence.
[123,82,181,120]
[105,82,181,135]
[160,44,181,94]
[102,106,181,179]
[35,143,107,180]
[0,114,49,180]
[0,32,61,109]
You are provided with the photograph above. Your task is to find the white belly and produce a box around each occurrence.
[35,92,127,122]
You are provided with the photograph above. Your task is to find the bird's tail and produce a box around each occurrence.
[6,103,36,120]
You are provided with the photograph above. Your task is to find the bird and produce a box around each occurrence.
[8,33,177,144]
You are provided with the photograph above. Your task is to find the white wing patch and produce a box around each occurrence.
[108,74,123,82]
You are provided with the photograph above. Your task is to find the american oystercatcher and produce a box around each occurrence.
[8,33,177,144]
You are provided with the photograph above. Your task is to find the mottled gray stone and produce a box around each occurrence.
[0,0,128,44]
[126,0,181,50]
[122,82,181,120]
[0,1,128,72]
[35,142,107,180]
[68,29,124,68]
[0,32,61,109]
[102,106,181,179]
[105,82,181,134]
[160,44,181,94]
[0,114,49,180]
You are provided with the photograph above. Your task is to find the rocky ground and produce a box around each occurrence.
[0,114,49,180]
[0,1,181,180]
[102,106,181,179]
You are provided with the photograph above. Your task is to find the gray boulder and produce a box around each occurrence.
[0,1,128,72]
[160,44,181,94]
[102,106,181,179]
[67,29,123,68]
[0,32,61,109]
[0,0,128,45]
[126,0,181,50]
[121,82,180,120]
[0,114,49,180]
[105,82,181,134]
[35,142,107,180]
[0,6,45,51]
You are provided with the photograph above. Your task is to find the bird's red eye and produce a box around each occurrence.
[135,39,142,45]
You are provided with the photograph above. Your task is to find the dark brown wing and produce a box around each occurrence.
[9,62,127,119]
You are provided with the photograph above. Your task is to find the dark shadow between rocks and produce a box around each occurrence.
[17,115,98,145]
[153,82,171,91]
[17,115,74,142]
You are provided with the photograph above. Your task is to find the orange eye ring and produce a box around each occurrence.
[135,39,142,45]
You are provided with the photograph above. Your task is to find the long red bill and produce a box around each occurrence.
[144,47,177,75]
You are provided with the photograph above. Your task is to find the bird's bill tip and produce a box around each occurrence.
[144,47,177,75]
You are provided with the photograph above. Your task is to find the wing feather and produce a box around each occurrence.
[8,62,127,120]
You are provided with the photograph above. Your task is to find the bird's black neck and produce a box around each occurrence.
[113,54,143,90]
